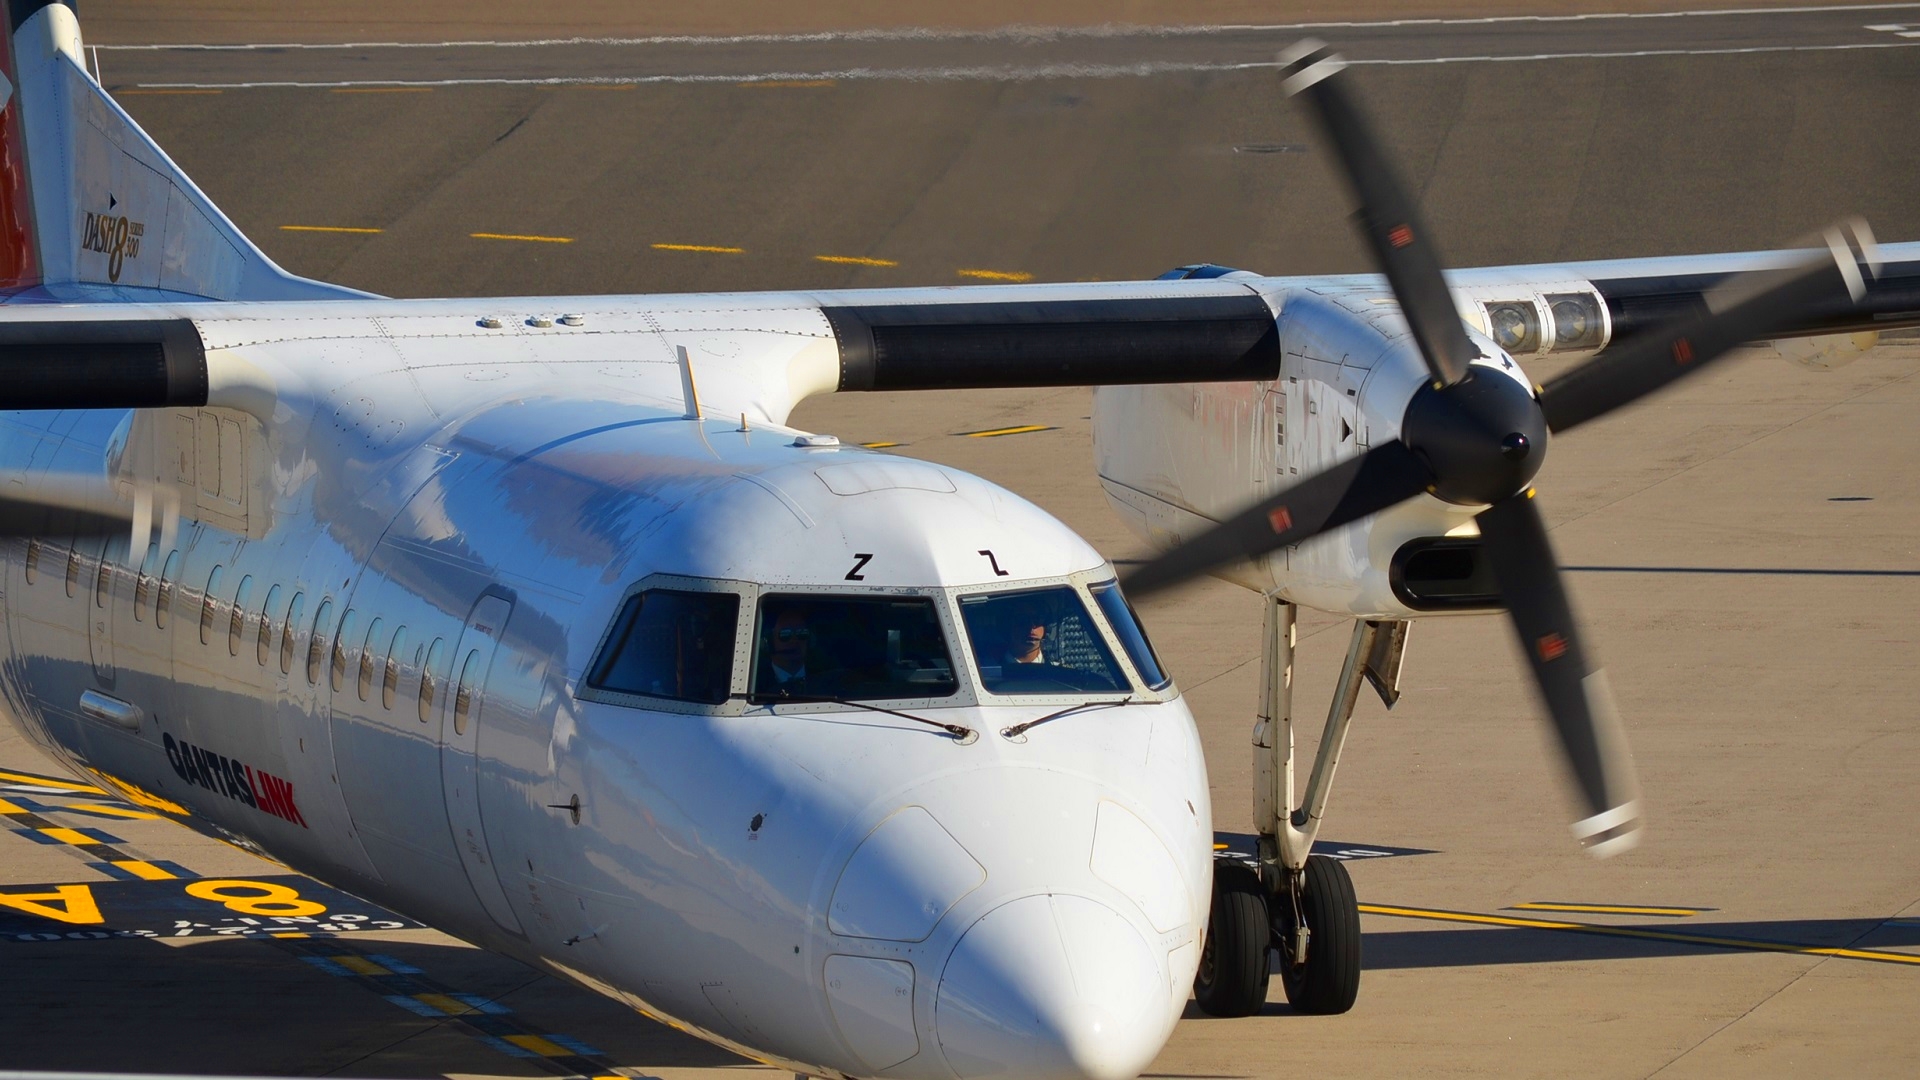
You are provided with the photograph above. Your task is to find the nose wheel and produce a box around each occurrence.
[1194,861,1272,1016]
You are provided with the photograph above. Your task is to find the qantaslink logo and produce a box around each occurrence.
[162,732,308,828]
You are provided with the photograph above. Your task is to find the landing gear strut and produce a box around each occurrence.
[1194,599,1404,1017]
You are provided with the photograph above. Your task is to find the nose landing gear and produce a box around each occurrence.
[1193,601,1398,1018]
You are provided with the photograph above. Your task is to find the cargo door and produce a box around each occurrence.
[439,593,524,935]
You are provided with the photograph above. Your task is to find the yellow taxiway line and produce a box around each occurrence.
[653,243,745,254]
[1511,902,1710,917]
[1360,903,1920,967]
[473,232,574,244]
[958,268,1034,282]
[961,424,1056,438]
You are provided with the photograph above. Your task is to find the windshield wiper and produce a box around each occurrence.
[751,691,976,741]
[1001,697,1136,739]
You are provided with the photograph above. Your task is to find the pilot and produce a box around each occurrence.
[1004,617,1049,666]
[761,608,813,693]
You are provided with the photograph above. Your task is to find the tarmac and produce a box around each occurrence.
[4,3,1919,1078]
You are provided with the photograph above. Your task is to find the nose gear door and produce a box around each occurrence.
[439,592,524,934]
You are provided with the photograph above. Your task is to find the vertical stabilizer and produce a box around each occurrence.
[3,1,368,300]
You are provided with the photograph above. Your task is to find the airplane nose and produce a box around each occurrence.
[935,893,1170,1080]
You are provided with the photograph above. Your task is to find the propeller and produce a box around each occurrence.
[0,473,178,565]
[1122,40,1877,855]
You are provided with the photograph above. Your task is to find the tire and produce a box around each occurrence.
[1193,862,1271,1017]
[1276,854,1361,1014]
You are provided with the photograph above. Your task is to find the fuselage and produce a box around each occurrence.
[0,297,1212,1080]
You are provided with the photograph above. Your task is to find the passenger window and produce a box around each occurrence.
[258,585,283,666]
[419,637,446,722]
[228,575,254,657]
[65,548,80,597]
[358,617,384,701]
[1089,580,1170,690]
[308,599,335,684]
[452,650,479,735]
[25,540,38,584]
[959,585,1128,695]
[746,594,954,703]
[280,591,305,675]
[383,626,408,710]
[156,550,181,629]
[589,590,741,705]
[94,553,111,608]
[331,609,359,693]
[200,565,224,644]
[133,545,156,621]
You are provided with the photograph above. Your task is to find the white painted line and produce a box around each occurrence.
[127,39,1920,89]
[88,3,1920,51]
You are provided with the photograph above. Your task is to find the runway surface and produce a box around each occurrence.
[93,6,1920,87]
[6,2,1920,1079]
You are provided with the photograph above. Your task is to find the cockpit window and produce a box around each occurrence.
[1089,580,1170,690]
[588,590,740,705]
[750,595,957,702]
[959,586,1129,695]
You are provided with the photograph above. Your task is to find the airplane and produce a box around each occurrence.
[0,4,1913,1079]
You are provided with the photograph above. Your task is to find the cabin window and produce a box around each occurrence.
[307,599,335,684]
[331,609,359,693]
[452,650,479,735]
[358,617,384,701]
[200,566,224,644]
[229,575,254,657]
[958,585,1128,696]
[280,592,305,675]
[133,547,154,621]
[65,549,80,598]
[1088,580,1170,690]
[258,585,283,666]
[382,626,407,710]
[25,540,39,584]
[156,550,181,629]
[94,555,111,609]
[589,590,741,705]
[745,594,954,703]
[419,638,446,722]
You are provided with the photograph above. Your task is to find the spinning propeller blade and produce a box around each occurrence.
[1477,492,1642,854]
[1279,39,1480,388]
[1122,44,1874,854]
[1123,440,1432,598]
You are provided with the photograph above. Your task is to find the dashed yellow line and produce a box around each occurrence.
[960,424,1056,438]
[331,87,434,94]
[37,827,100,846]
[860,441,902,449]
[67,803,160,821]
[1360,903,1920,967]
[653,243,745,254]
[503,1034,572,1056]
[109,859,177,881]
[816,255,898,267]
[281,225,383,235]
[958,268,1034,283]
[0,769,101,793]
[1511,902,1711,918]
[473,232,574,244]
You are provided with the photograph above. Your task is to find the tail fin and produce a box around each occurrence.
[0,2,367,301]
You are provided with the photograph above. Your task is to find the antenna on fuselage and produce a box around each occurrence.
[676,345,702,420]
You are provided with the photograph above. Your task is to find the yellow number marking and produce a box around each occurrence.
[185,879,327,917]
[0,884,103,924]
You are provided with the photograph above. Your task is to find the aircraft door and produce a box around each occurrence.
[439,593,525,935]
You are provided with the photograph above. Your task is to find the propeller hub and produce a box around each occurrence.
[1400,368,1548,505]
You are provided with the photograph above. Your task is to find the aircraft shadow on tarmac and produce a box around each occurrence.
[2,934,750,1074]
[1362,917,1920,971]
